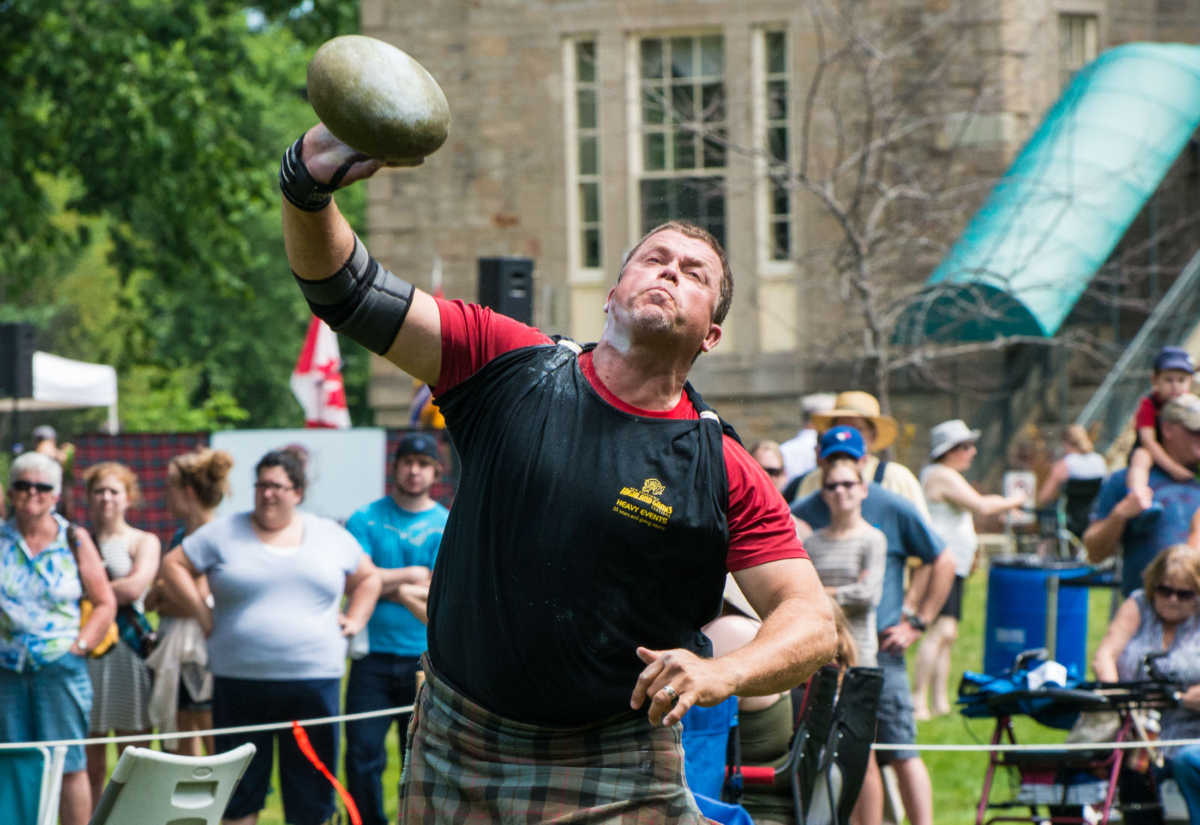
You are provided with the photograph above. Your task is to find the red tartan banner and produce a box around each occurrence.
[67,429,455,545]
[70,431,210,548]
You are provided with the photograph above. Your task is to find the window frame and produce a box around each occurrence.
[564,36,606,284]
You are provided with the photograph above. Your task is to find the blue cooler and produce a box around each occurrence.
[983,557,1091,676]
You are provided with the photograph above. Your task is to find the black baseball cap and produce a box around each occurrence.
[394,432,441,463]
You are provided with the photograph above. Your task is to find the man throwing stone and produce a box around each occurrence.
[279,124,836,822]
[343,433,448,825]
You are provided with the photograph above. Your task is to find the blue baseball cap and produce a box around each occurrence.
[394,432,441,463]
[818,426,867,461]
[1154,346,1195,375]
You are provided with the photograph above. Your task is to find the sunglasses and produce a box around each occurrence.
[823,480,860,492]
[1154,585,1197,602]
[254,481,295,493]
[12,480,55,494]
[761,466,785,477]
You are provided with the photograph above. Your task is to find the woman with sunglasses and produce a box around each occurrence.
[1094,543,1200,823]
[0,451,116,825]
[794,454,885,825]
[161,447,380,825]
[793,456,885,666]
[912,419,1026,720]
[81,461,162,803]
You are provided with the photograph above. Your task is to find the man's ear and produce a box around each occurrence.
[699,323,722,353]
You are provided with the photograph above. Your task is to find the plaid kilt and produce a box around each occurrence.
[399,657,710,823]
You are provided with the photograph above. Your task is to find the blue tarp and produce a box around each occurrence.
[897,43,1200,343]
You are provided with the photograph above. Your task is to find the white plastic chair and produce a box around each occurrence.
[0,744,67,825]
[88,743,256,825]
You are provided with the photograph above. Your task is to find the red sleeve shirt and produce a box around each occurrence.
[1134,394,1160,430]
[431,298,807,570]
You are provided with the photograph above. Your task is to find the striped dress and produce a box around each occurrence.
[803,524,887,666]
[87,532,153,733]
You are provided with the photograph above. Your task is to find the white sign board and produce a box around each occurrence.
[1003,470,1037,526]
[210,428,387,524]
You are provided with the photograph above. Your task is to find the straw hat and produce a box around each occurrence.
[809,391,899,451]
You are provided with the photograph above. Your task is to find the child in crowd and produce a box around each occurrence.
[1126,346,1196,500]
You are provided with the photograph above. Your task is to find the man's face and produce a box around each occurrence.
[1161,420,1200,470]
[1152,369,1193,401]
[605,229,723,354]
[394,454,439,498]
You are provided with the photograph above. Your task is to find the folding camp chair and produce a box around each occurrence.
[727,665,883,825]
[0,744,67,825]
[88,743,256,825]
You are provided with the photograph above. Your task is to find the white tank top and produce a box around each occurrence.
[920,466,977,578]
[1064,451,1107,479]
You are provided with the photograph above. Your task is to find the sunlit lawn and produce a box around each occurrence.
[920,566,1116,825]
[102,560,1116,825]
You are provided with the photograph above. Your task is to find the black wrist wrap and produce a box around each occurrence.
[280,135,347,212]
[295,236,416,355]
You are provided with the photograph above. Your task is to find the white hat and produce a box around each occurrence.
[929,419,981,460]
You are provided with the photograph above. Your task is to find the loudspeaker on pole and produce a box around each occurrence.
[0,322,35,398]
[478,257,534,325]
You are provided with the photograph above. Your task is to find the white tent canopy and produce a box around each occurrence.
[1,352,119,433]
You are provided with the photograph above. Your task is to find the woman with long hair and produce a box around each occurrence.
[145,446,234,755]
[82,461,161,803]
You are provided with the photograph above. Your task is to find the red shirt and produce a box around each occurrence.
[433,298,806,571]
[1135,393,1164,430]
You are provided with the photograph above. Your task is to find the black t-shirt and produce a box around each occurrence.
[429,341,731,725]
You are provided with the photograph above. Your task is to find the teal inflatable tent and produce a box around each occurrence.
[896,43,1200,344]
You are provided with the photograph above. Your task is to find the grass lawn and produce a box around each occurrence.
[103,564,1116,825]
[920,568,1116,825]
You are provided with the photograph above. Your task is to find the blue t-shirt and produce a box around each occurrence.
[346,497,448,657]
[1090,467,1200,596]
[792,483,944,633]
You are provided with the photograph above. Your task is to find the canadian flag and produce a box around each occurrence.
[291,317,351,429]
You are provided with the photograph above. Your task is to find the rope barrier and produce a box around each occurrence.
[0,703,416,750]
[5,702,1200,755]
[872,737,1200,753]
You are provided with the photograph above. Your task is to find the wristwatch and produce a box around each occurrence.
[903,609,927,633]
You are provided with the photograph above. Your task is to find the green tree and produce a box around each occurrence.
[0,0,369,431]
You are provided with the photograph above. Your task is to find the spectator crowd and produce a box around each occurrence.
[4,341,1200,825]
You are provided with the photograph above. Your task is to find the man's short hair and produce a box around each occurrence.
[619,221,733,325]
[1161,393,1200,431]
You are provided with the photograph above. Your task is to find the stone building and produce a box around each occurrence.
[360,0,1200,468]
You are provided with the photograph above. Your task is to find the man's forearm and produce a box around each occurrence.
[717,595,836,697]
[283,198,356,279]
[1083,515,1124,562]
[915,554,955,623]
[378,565,432,590]
[904,563,931,616]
